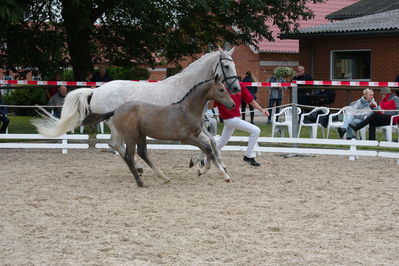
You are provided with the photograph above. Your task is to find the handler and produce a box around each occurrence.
[214,82,269,166]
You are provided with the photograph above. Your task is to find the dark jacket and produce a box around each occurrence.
[0,100,8,116]
[242,75,257,99]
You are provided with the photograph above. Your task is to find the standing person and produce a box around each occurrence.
[93,65,112,82]
[241,71,258,124]
[293,66,313,106]
[48,85,68,118]
[267,67,294,124]
[349,87,399,140]
[214,82,269,166]
[0,97,9,133]
[337,88,377,139]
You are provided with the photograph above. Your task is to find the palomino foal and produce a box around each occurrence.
[83,76,235,187]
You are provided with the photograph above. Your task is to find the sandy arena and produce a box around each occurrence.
[1,148,399,265]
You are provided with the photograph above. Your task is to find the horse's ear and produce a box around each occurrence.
[227,47,235,55]
[214,74,220,82]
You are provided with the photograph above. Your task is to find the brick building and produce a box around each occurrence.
[147,0,357,107]
[281,7,399,107]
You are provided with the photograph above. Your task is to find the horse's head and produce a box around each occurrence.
[213,48,240,95]
[208,75,235,110]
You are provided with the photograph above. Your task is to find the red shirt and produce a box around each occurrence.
[380,93,399,124]
[214,82,254,120]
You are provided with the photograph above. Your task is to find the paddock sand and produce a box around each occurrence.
[1,148,399,265]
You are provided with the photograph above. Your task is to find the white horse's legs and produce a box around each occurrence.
[184,136,230,182]
[198,156,211,176]
[107,120,144,172]
[189,130,225,170]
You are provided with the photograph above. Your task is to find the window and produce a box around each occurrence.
[331,50,371,80]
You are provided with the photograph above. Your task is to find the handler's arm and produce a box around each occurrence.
[250,100,269,116]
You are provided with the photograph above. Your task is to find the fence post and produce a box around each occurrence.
[349,145,357,161]
[291,83,298,139]
[62,137,67,154]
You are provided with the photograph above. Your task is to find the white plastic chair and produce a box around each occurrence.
[327,106,350,138]
[379,114,399,142]
[271,106,301,138]
[298,107,330,138]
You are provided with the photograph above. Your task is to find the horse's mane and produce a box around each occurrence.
[162,51,225,83]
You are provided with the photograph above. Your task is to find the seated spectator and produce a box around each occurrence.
[93,65,112,82]
[0,98,9,133]
[46,73,61,101]
[337,88,377,139]
[349,87,399,140]
[48,85,68,118]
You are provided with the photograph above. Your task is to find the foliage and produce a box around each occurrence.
[105,67,150,80]
[273,67,295,78]
[3,88,47,116]
[0,0,323,80]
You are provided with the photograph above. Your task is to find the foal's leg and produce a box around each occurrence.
[108,120,144,173]
[189,131,226,169]
[123,140,144,187]
[184,136,230,182]
[136,134,171,184]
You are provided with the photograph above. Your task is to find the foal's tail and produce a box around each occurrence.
[82,111,115,126]
[32,88,94,137]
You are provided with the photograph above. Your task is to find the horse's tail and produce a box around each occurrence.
[82,111,115,126]
[32,88,94,137]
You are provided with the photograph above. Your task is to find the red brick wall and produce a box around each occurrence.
[298,35,399,107]
[232,46,300,107]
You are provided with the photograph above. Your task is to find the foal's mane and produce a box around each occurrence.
[172,79,213,105]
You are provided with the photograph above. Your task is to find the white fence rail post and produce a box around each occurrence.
[0,134,89,153]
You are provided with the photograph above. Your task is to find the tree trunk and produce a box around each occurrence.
[61,0,94,81]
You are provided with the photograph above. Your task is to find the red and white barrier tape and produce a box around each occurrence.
[241,81,399,87]
[1,79,399,87]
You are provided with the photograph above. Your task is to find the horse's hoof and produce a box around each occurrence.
[197,169,202,176]
[224,179,230,183]
[189,159,194,168]
[136,181,144,187]
[164,180,171,184]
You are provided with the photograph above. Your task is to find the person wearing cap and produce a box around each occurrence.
[349,87,399,140]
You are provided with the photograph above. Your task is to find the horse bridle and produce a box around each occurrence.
[213,53,239,92]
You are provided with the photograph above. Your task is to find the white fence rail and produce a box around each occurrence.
[95,134,399,164]
[0,134,89,154]
[1,134,398,164]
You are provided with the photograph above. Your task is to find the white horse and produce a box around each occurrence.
[33,48,240,171]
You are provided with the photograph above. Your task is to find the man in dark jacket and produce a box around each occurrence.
[293,66,313,105]
[0,98,9,133]
[241,71,258,124]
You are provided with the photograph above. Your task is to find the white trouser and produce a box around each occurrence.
[217,117,261,158]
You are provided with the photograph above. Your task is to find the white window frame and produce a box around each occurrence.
[330,49,371,81]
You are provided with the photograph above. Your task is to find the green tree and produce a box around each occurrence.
[0,0,322,80]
